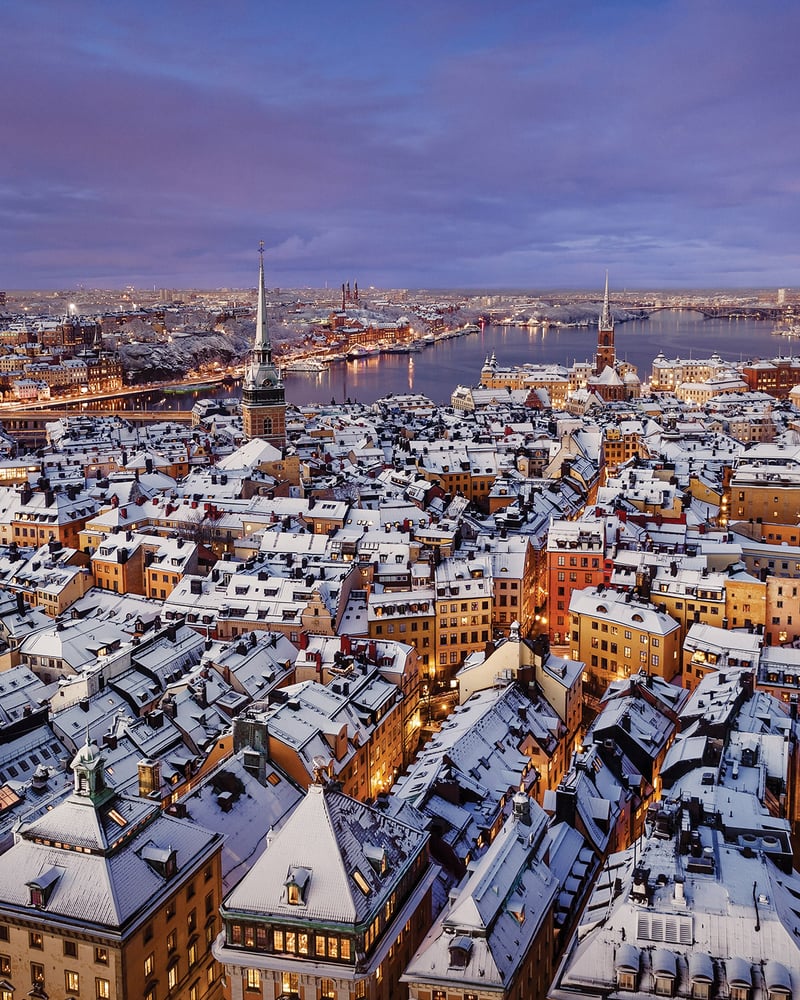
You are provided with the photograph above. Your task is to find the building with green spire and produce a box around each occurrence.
[242,242,286,447]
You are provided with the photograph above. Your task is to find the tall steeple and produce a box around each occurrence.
[242,241,286,447]
[252,239,272,365]
[595,270,616,373]
[599,270,613,333]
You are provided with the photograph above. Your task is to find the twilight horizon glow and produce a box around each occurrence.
[4,0,800,291]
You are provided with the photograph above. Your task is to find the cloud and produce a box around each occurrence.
[3,0,800,287]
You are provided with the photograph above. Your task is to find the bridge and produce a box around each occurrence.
[641,304,786,321]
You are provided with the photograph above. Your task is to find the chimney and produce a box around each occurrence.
[138,758,162,798]
[554,784,577,826]
[512,790,531,824]
[194,682,208,709]
[148,710,164,730]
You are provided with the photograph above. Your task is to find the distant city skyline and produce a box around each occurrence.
[4,1,800,290]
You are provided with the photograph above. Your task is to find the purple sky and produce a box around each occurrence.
[4,1,800,290]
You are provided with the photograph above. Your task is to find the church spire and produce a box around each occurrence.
[245,240,280,379]
[254,239,271,359]
[599,270,613,332]
[241,241,286,446]
[595,271,616,374]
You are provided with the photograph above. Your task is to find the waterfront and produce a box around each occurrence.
[65,310,796,411]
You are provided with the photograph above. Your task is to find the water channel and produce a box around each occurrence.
[79,310,799,410]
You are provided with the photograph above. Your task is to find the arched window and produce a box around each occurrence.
[320,979,336,999]
[727,958,752,1000]
[689,952,713,999]
[765,961,792,1000]
[614,944,640,992]
[653,949,677,997]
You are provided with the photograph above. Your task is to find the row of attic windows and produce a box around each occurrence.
[229,923,354,962]
[615,947,791,1000]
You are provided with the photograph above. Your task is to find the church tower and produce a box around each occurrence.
[595,271,616,373]
[242,241,286,447]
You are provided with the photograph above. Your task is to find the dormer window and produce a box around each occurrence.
[615,944,640,992]
[284,866,311,905]
[653,949,677,997]
[142,845,177,879]
[689,953,713,999]
[448,935,473,969]
[765,961,792,1000]
[364,843,388,876]
[728,958,753,1000]
[27,866,63,907]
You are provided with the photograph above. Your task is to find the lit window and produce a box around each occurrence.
[107,808,128,827]
[655,975,675,997]
[352,869,372,896]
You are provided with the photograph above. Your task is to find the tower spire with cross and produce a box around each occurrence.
[241,241,286,446]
